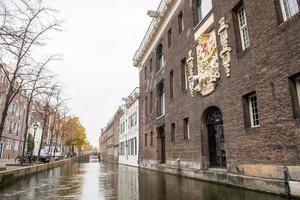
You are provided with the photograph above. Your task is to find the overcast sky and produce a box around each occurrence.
[43,0,160,148]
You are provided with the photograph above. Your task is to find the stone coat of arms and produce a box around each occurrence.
[188,31,220,97]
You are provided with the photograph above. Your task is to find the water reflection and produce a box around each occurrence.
[0,162,288,200]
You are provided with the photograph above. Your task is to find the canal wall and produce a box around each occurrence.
[139,161,300,198]
[0,156,89,188]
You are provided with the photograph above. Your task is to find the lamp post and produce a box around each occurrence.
[33,123,38,153]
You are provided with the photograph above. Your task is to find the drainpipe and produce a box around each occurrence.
[283,166,291,200]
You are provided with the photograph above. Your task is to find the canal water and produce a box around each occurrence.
[0,161,289,200]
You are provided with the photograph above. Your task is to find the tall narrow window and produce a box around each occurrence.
[178,11,184,33]
[196,0,212,24]
[149,58,153,73]
[183,118,190,139]
[296,77,300,110]
[280,0,299,21]
[150,91,153,113]
[238,5,250,50]
[134,137,137,155]
[168,28,172,47]
[181,58,188,91]
[144,66,147,80]
[171,123,175,142]
[150,131,153,145]
[169,70,174,99]
[156,44,164,71]
[157,82,165,117]
[145,134,148,146]
[249,94,260,127]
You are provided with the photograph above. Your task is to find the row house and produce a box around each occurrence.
[119,87,140,167]
[0,73,27,159]
[133,0,300,196]
[99,108,123,163]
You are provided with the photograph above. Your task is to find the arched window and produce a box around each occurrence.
[196,0,212,24]
[156,44,164,71]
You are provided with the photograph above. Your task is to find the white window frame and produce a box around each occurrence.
[238,6,250,50]
[249,94,260,128]
[279,0,299,21]
[160,91,165,116]
[296,77,300,109]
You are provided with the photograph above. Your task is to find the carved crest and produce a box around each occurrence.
[218,17,232,77]
[188,31,220,97]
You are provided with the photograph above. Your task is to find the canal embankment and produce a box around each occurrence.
[0,155,89,188]
[139,162,300,199]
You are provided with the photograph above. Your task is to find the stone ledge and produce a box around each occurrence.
[0,158,74,188]
[139,163,300,198]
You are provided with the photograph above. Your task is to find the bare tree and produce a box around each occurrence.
[20,57,58,158]
[0,0,61,142]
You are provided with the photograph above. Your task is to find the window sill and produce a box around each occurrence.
[279,12,300,30]
[154,66,165,78]
[156,114,165,120]
[193,11,213,31]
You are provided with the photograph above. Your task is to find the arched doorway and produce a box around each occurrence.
[206,107,226,167]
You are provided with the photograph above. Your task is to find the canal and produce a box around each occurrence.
[0,161,290,200]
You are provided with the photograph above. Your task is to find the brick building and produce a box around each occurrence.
[99,108,123,163]
[0,73,27,159]
[134,0,300,196]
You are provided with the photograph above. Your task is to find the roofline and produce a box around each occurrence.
[132,0,178,68]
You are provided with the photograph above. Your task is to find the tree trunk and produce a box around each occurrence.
[22,100,32,157]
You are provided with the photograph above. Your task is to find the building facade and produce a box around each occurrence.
[99,108,122,163]
[134,0,300,196]
[0,73,27,159]
[119,88,140,167]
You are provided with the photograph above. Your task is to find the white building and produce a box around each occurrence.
[119,88,139,167]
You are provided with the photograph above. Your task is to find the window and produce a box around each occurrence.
[128,112,137,129]
[196,0,212,24]
[6,139,12,150]
[169,70,174,99]
[157,82,165,117]
[16,124,19,136]
[131,139,134,155]
[14,141,19,151]
[171,123,175,142]
[128,139,131,155]
[156,44,164,71]
[280,0,299,21]
[134,137,137,155]
[181,58,188,91]
[9,121,13,134]
[238,5,250,50]
[290,75,300,118]
[168,28,172,47]
[149,58,153,73]
[120,122,125,134]
[178,11,184,33]
[150,131,153,145]
[150,91,153,113]
[183,118,190,139]
[296,77,300,109]
[249,94,260,127]
[144,66,147,80]
[145,133,148,146]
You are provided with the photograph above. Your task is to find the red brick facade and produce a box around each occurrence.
[137,0,300,176]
